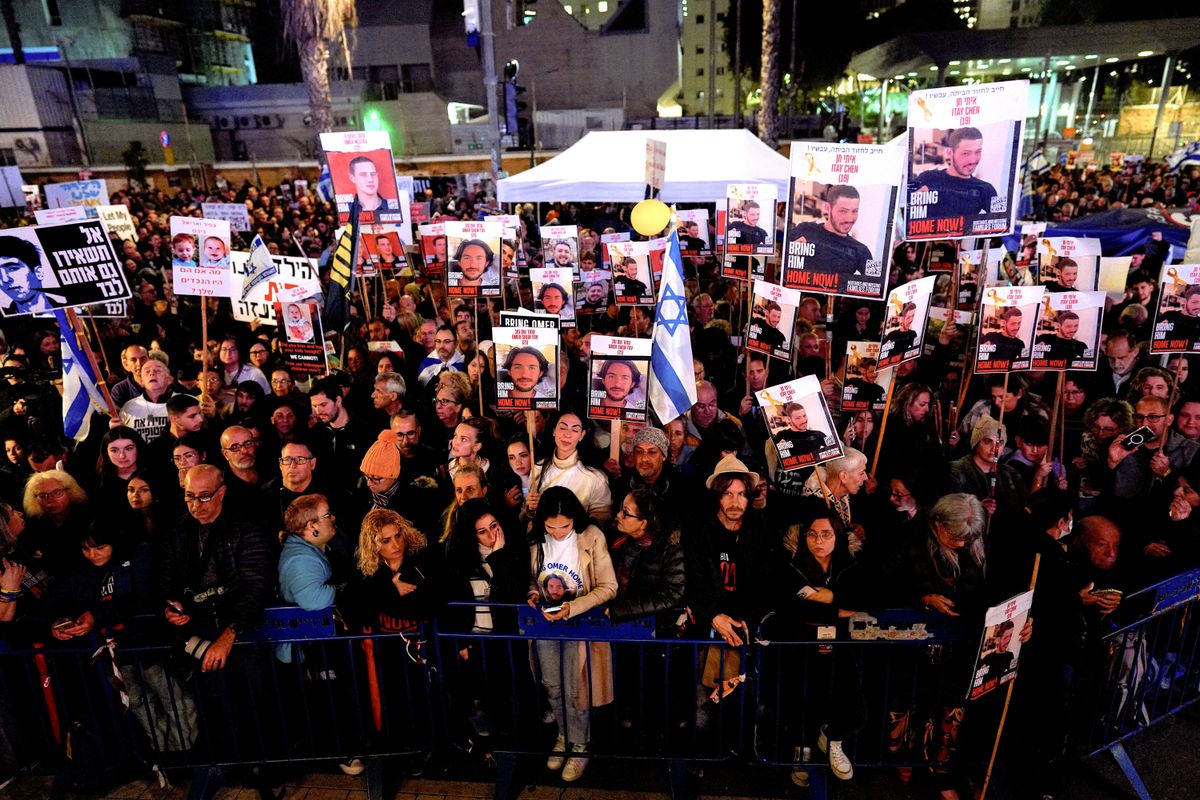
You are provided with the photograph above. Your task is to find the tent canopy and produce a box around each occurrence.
[497,129,790,203]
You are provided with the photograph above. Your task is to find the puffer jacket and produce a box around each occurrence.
[606,529,685,625]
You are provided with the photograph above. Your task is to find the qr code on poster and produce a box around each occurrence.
[990,196,1008,213]
[865,260,882,277]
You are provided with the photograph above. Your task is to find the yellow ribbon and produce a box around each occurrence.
[1042,294,1053,318]
[988,289,1003,307]
[917,97,933,122]
[890,293,904,315]
[804,152,816,177]
[1041,239,1057,261]
[1166,267,1186,289]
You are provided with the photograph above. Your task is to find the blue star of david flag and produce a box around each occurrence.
[649,226,698,424]
[54,310,105,442]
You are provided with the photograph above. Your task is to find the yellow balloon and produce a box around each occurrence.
[630,199,671,237]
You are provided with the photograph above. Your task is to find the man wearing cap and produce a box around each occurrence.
[684,454,774,650]
[350,429,440,536]
[945,416,1027,522]
[612,427,697,530]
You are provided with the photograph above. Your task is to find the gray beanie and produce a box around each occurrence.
[630,426,670,458]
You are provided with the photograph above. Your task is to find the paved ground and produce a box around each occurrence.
[3,706,1198,799]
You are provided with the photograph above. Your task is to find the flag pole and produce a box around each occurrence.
[83,307,114,380]
[65,307,119,421]
[199,298,209,403]
[869,372,896,480]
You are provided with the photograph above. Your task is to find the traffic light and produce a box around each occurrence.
[504,82,531,149]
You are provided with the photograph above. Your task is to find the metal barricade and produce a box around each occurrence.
[432,602,746,799]
[1068,569,1200,800]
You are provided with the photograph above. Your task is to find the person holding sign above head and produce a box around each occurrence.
[596,359,640,409]
[913,127,998,220]
[0,236,64,315]
[1043,258,1080,294]
[879,302,918,361]
[1035,311,1087,364]
[501,346,551,400]
[774,403,830,460]
[1158,284,1200,345]
[788,185,873,277]
[454,239,500,288]
[614,257,647,300]
[347,155,398,214]
[982,307,1027,364]
[728,200,769,247]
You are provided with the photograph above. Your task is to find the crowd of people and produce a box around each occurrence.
[0,160,1197,799]
[1025,157,1200,222]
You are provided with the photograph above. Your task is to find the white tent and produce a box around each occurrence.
[496,129,790,203]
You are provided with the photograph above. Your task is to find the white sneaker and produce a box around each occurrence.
[562,743,589,782]
[546,735,567,770]
[818,725,853,780]
[338,758,365,776]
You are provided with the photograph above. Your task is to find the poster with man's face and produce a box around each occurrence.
[445,220,502,298]
[1016,222,1047,268]
[599,231,630,269]
[968,590,1033,701]
[1037,236,1101,292]
[606,240,656,306]
[494,317,559,411]
[530,266,575,329]
[588,335,651,423]
[0,220,131,317]
[747,279,799,362]
[486,214,522,279]
[319,131,403,226]
[721,255,767,282]
[359,227,406,271]
[783,142,900,300]
[575,267,612,315]
[756,375,843,471]
[725,183,777,257]
[676,208,712,255]
[923,306,974,368]
[877,275,936,369]
[1151,264,1200,354]
[905,80,1028,240]
[1031,290,1104,371]
[418,222,446,279]
[540,225,580,277]
[842,341,892,413]
[974,285,1046,373]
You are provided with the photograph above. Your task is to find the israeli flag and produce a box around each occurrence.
[54,310,105,442]
[1167,140,1200,173]
[241,234,278,300]
[648,226,698,425]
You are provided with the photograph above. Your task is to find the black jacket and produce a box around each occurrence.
[607,530,686,625]
[684,510,776,632]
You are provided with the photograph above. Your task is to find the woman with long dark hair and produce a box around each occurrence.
[864,382,944,484]
[93,426,150,515]
[525,411,612,523]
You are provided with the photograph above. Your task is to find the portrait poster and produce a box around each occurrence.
[677,208,712,255]
[486,213,522,278]
[974,285,1046,373]
[588,335,651,423]
[575,267,612,315]
[170,216,232,297]
[0,220,131,317]
[1031,290,1104,371]
[783,142,900,299]
[96,205,137,243]
[956,246,1001,309]
[841,341,891,413]
[968,590,1033,701]
[319,130,404,226]
[905,80,1028,239]
[493,314,559,411]
[1016,222,1047,268]
[606,240,656,306]
[747,279,799,362]
[1037,236,1101,292]
[877,275,937,369]
[359,226,407,272]
[927,240,959,273]
[445,220,502,298]
[541,225,580,277]
[530,265,575,329]
[923,307,975,367]
[273,302,329,377]
[725,183,777,257]
[418,222,447,278]
[1151,264,1200,354]
[756,375,844,471]
[721,255,766,282]
[230,251,319,326]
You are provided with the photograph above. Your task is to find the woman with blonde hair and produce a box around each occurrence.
[344,508,439,636]
[22,469,91,575]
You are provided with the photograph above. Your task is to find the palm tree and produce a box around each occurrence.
[758,0,780,147]
[281,0,358,135]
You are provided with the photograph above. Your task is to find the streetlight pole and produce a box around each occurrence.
[57,38,92,167]
[479,0,502,184]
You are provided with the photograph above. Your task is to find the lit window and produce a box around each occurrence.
[598,1,608,10]
[563,4,572,13]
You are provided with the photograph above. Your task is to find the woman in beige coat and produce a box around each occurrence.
[526,486,617,782]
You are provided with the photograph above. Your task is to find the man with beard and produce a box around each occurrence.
[1042,257,1081,294]
[500,346,551,400]
[727,200,769,248]
[548,240,576,272]
[879,302,918,363]
[749,300,787,353]
[1157,283,1200,347]
[612,427,696,529]
[595,358,641,409]
[614,256,649,301]
[771,403,830,462]
[787,185,873,281]
[452,238,500,291]
[1034,310,1087,365]
[843,358,886,408]
[981,306,1027,365]
[579,280,609,312]
[912,127,999,221]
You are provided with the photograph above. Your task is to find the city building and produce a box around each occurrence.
[977,0,1045,30]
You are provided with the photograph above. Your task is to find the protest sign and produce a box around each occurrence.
[418,222,446,278]
[721,255,767,282]
[494,312,559,411]
[96,205,137,243]
[1031,290,1105,371]
[783,142,900,299]
[530,266,575,328]
[576,267,612,315]
[445,220,502,297]
[1151,264,1200,354]
[974,285,1046,373]
[319,130,404,226]
[1037,236,1101,292]
[725,184,777,257]
[677,208,712,255]
[607,240,656,306]
[747,280,799,361]
[486,214,522,278]
[0,219,130,317]
[359,226,407,272]
[1016,222,1047,269]
[599,231,630,268]
[588,335,651,423]
[201,202,252,232]
[0,167,24,208]
[170,216,232,297]
[923,306,974,368]
[34,207,86,225]
[877,275,937,369]
[927,240,959,272]
[967,590,1033,701]
[905,80,1028,239]
[395,175,414,246]
[842,341,891,413]
[1098,256,1132,301]
[541,225,580,276]
[230,251,320,326]
[274,302,329,377]
[757,375,843,471]
[44,179,108,215]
